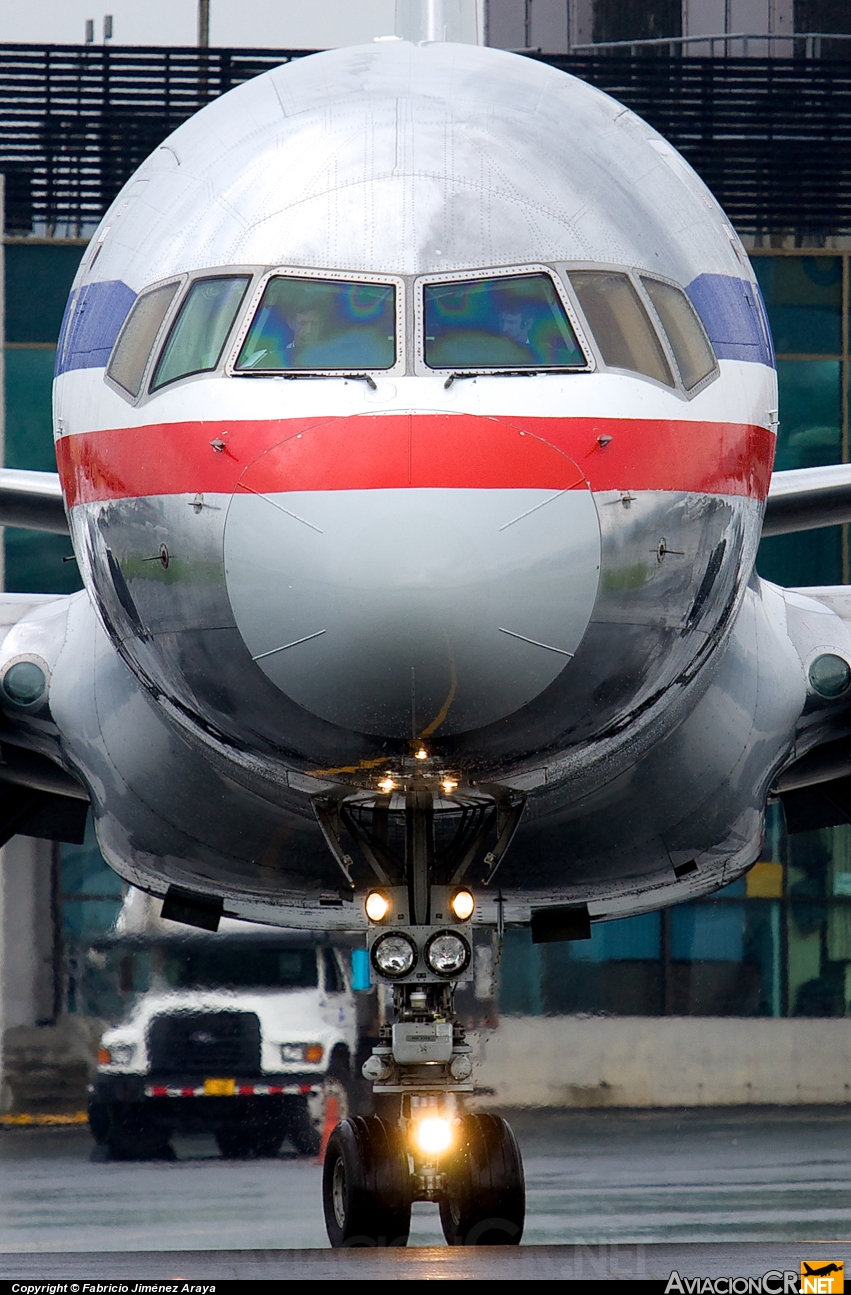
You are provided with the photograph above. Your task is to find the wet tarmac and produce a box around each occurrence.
[0,1107,849,1277]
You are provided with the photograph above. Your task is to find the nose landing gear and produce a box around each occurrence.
[318,779,526,1248]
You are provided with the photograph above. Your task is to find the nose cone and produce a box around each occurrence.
[224,416,600,739]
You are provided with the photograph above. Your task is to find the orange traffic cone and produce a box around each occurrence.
[317,1093,340,1164]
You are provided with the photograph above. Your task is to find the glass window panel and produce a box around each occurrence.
[543,950,663,1015]
[151,275,249,390]
[569,270,674,386]
[773,359,841,471]
[641,275,717,389]
[423,273,585,370]
[669,902,781,1016]
[236,277,396,371]
[758,528,843,587]
[751,255,842,355]
[670,904,745,961]
[566,911,661,962]
[106,282,178,396]
[323,947,343,993]
[757,358,843,587]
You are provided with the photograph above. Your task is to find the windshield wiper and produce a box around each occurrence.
[278,372,378,390]
[443,369,573,388]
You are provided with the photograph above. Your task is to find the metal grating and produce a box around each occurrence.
[0,44,850,236]
[147,1010,261,1077]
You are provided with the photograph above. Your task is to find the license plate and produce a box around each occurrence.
[204,1077,235,1097]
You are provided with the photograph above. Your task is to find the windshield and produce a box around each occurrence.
[152,275,249,390]
[162,944,318,991]
[568,270,674,387]
[640,275,717,390]
[235,276,396,372]
[107,282,179,396]
[422,272,585,370]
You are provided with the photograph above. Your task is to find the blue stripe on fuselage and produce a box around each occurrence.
[686,273,775,368]
[55,280,137,377]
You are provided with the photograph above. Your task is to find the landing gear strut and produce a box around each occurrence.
[318,776,526,1248]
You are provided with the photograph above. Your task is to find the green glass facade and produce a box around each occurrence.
[5,239,851,1017]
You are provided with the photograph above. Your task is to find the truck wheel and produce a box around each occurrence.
[291,1066,351,1156]
[90,1101,172,1161]
[215,1127,284,1159]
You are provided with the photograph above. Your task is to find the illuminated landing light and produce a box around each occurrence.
[414,1116,453,1156]
[441,778,458,794]
[414,747,429,761]
[365,890,391,923]
[378,776,396,793]
[450,888,475,922]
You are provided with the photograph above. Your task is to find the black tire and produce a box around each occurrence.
[89,1101,172,1161]
[322,1116,411,1247]
[215,1126,284,1159]
[439,1113,525,1246]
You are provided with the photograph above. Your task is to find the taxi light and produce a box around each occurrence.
[365,890,391,922]
[450,888,475,921]
[372,931,418,978]
[424,930,471,977]
[414,747,429,760]
[414,1116,453,1155]
[378,776,396,793]
[304,1044,324,1064]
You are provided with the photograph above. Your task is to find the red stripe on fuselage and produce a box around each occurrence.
[55,412,774,507]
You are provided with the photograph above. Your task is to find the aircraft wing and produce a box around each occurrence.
[763,463,851,537]
[0,468,68,534]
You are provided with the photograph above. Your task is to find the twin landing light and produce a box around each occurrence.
[364,887,475,924]
[370,926,472,980]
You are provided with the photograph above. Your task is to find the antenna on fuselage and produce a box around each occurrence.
[393,0,483,44]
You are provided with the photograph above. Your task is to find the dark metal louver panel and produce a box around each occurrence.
[0,45,850,236]
[147,1011,261,1076]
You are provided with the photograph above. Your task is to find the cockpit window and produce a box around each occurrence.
[106,282,179,397]
[568,270,674,387]
[151,275,250,391]
[235,276,396,372]
[640,276,717,390]
[422,273,585,370]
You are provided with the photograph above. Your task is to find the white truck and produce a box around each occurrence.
[88,894,360,1159]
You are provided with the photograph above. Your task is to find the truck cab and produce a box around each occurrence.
[88,916,358,1159]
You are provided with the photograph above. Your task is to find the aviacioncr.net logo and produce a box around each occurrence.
[665,1273,802,1294]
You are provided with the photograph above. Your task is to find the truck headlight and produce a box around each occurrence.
[98,1043,135,1066]
[281,1043,324,1064]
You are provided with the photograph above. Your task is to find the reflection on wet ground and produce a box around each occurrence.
[0,1107,850,1253]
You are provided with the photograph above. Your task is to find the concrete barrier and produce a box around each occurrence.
[473,1016,851,1107]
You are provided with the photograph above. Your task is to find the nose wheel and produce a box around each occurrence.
[321,1110,524,1248]
[322,1116,411,1247]
[439,1114,525,1246]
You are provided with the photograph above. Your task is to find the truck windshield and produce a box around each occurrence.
[162,944,318,990]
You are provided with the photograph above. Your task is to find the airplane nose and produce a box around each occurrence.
[223,415,600,739]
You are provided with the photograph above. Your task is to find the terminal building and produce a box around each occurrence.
[2,3,851,1113]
